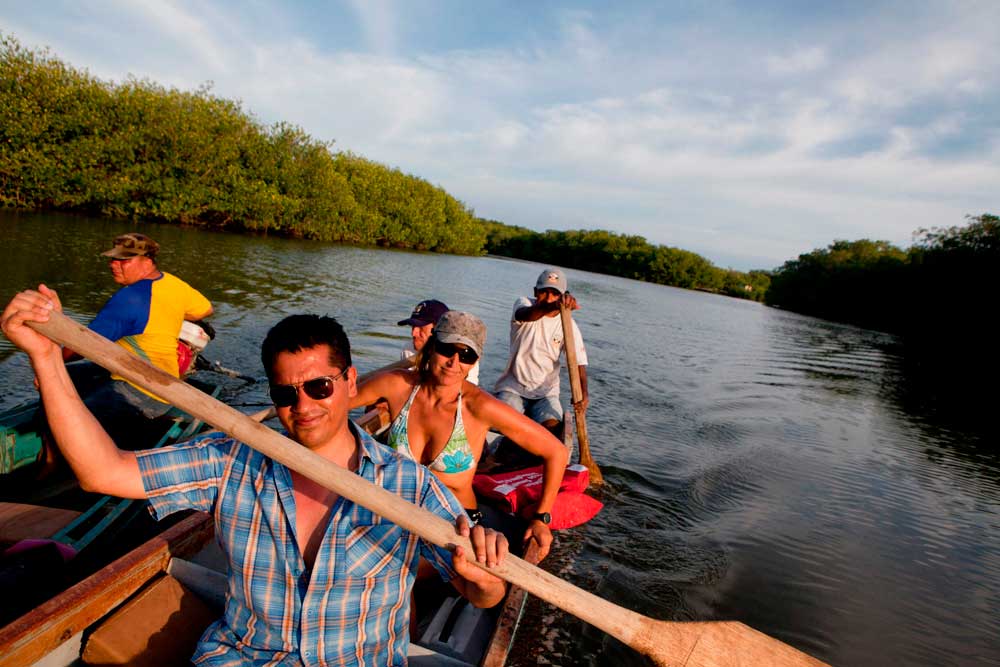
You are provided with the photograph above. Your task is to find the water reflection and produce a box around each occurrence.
[2,211,999,666]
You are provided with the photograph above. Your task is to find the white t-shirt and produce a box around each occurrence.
[402,343,480,385]
[493,296,587,399]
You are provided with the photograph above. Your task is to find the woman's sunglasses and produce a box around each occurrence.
[433,339,479,364]
[269,369,348,407]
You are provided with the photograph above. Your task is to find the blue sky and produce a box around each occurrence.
[2,1,997,270]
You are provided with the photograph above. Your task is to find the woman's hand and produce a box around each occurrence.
[523,520,554,561]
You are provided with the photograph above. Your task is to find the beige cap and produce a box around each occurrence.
[433,311,486,358]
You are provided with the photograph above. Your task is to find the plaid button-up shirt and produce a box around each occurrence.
[136,423,463,666]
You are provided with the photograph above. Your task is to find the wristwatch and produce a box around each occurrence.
[532,511,551,525]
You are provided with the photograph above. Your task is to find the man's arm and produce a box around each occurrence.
[515,291,581,322]
[514,298,557,322]
[182,283,214,321]
[1,287,146,499]
[185,306,213,321]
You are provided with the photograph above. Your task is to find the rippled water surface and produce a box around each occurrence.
[2,211,998,666]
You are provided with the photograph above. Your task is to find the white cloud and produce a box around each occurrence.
[111,0,235,75]
[766,46,828,76]
[2,0,997,270]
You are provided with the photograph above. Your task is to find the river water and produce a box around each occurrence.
[1,211,997,666]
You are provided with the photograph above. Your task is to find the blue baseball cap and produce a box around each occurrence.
[397,299,449,327]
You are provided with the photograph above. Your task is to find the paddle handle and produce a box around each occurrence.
[24,312,825,667]
[558,303,603,485]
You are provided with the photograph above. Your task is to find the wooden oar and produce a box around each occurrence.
[558,302,603,486]
[24,311,826,667]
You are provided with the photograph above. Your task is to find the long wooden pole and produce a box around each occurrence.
[25,312,826,667]
[558,302,603,486]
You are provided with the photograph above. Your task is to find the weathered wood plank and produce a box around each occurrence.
[0,503,81,545]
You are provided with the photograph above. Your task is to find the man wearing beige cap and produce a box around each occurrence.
[58,232,213,444]
[494,267,588,434]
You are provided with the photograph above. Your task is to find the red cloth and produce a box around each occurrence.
[473,464,602,529]
[177,341,194,376]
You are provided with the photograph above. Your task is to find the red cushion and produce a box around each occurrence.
[473,464,602,529]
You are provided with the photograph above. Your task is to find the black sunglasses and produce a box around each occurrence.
[269,369,348,408]
[433,339,479,364]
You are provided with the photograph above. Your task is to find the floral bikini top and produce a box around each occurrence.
[386,384,476,474]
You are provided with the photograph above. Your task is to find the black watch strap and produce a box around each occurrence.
[532,511,551,525]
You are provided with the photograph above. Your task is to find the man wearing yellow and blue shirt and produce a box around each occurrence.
[61,233,213,444]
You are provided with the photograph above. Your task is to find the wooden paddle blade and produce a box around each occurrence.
[638,619,829,667]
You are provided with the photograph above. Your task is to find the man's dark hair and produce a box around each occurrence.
[261,314,352,380]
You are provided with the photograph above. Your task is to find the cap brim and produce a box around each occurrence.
[435,332,482,358]
[398,318,432,327]
[101,248,144,259]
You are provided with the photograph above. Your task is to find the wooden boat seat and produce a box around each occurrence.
[82,574,217,666]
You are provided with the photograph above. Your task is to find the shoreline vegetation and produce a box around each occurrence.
[2,32,996,364]
[0,34,768,302]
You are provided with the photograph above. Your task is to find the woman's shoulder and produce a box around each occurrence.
[460,382,498,413]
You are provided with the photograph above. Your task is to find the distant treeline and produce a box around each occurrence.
[0,35,485,254]
[483,222,771,300]
[767,214,998,377]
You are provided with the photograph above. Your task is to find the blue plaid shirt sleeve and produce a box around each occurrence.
[135,431,235,519]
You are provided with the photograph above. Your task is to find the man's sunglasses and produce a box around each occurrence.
[433,339,479,364]
[269,369,348,408]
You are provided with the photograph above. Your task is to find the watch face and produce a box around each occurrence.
[535,512,551,525]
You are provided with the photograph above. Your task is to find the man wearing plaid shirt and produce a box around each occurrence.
[2,290,508,666]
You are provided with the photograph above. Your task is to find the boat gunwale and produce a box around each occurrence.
[0,510,213,667]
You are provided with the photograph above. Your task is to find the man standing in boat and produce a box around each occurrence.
[397,298,479,385]
[493,267,588,435]
[2,293,508,666]
[59,233,213,445]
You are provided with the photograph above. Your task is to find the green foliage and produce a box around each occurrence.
[765,216,998,360]
[766,239,908,329]
[0,34,483,255]
[484,224,765,300]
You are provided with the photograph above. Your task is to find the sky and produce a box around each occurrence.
[2,1,998,270]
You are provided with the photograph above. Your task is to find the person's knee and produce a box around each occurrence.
[541,419,561,436]
[527,396,562,425]
[495,391,524,414]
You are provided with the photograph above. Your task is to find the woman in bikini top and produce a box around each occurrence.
[350,311,569,561]
[386,384,476,474]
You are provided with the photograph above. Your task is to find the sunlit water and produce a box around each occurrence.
[2,211,998,666]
